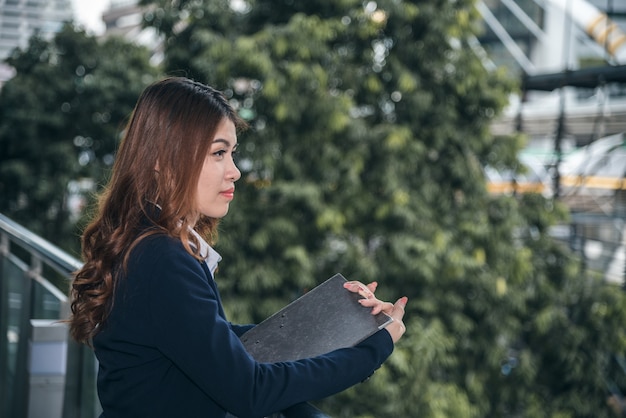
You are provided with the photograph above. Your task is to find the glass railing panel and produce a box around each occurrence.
[0,251,30,418]
[62,341,101,418]
[31,276,65,319]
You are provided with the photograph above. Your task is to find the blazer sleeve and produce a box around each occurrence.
[229,323,255,337]
[138,237,393,418]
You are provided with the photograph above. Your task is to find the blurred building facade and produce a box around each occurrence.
[0,0,73,60]
[101,0,163,63]
[477,0,626,284]
[481,0,626,149]
[0,0,74,86]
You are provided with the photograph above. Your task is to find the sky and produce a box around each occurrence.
[71,0,110,35]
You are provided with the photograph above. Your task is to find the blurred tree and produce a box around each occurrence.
[137,0,626,416]
[0,23,159,253]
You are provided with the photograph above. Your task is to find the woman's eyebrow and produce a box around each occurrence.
[212,138,237,148]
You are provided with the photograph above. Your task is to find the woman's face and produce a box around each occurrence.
[196,118,241,218]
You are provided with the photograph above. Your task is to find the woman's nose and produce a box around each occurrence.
[229,157,241,182]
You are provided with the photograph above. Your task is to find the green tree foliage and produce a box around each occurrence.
[137,0,626,416]
[0,24,159,252]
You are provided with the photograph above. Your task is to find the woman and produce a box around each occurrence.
[68,77,407,418]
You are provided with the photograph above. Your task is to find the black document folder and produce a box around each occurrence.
[240,273,393,362]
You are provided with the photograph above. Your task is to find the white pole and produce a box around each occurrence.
[546,0,626,63]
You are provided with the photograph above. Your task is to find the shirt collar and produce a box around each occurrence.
[188,227,222,277]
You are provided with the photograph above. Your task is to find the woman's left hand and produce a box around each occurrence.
[343,280,394,315]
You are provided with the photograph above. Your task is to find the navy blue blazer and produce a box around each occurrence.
[94,233,393,418]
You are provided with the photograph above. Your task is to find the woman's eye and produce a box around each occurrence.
[212,150,227,158]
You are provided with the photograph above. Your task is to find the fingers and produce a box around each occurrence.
[387,297,408,343]
[363,296,406,313]
[392,296,408,320]
[344,280,386,316]
[343,282,408,328]
[359,299,393,315]
[366,281,378,293]
[343,281,376,300]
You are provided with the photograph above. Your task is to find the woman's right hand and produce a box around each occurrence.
[383,297,408,343]
[342,280,407,343]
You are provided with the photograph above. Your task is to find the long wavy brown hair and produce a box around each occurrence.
[69,77,247,345]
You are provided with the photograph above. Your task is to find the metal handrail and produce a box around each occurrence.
[0,213,82,275]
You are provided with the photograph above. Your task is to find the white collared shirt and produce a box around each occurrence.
[188,227,222,278]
